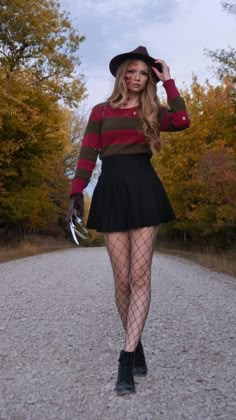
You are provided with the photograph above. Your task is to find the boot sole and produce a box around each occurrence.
[133,368,147,376]
[116,388,136,396]
[115,383,136,395]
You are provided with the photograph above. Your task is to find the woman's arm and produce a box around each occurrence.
[158,79,190,132]
[152,59,190,132]
[70,104,102,195]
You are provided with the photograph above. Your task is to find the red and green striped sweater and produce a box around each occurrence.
[70,79,190,195]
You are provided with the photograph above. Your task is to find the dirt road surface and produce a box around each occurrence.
[0,247,236,420]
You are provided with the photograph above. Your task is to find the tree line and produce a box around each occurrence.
[0,0,235,247]
[152,0,236,247]
[0,0,86,239]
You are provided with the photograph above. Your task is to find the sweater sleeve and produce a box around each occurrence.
[70,104,102,196]
[158,79,190,132]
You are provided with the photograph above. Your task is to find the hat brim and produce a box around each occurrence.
[109,52,162,83]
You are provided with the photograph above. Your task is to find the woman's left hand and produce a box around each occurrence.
[152,59,171,82]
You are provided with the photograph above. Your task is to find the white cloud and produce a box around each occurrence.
[63,0,236,109]
[82,67,114,111]
[65,0,178,19]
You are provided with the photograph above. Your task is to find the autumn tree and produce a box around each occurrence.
[0,0,86,237]
[204,0,236,82]
[152,78,236,246]
[0,0,86,104]
[153,1,236,247]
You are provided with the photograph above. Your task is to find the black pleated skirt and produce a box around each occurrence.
[86,154,175,232]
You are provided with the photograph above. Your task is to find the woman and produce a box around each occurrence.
[67,46,190,395]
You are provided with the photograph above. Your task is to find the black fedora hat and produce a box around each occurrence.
[109,46,162,82]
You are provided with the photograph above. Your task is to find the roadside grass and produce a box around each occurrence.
[0,235,235,278]
[0,235,74,263]
[157,241,236,278]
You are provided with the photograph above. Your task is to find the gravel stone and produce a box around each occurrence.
[0,247,235,420]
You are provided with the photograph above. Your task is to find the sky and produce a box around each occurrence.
[62,0,236,111]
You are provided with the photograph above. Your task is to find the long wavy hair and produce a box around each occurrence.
[107,59,162,152]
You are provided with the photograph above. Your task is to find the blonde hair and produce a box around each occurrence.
[107,59,162,152]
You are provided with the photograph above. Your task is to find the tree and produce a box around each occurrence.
[0,70,69,228]
[152,77,236,245]
[0,0,86,237]
[0,0,86,106]
[204,0,236,82]
[221,0,236,14]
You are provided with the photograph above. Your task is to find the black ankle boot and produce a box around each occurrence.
[133,341,148,376]
[115,350,135,395]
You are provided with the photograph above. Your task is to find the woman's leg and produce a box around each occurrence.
[104,231,131,331]
[125,226,158,352]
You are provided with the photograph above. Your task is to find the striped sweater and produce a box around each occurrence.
[70,79,190,195]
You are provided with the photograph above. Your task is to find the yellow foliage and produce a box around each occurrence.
[153,76,236,241]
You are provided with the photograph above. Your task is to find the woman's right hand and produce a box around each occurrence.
[66,193,84,221]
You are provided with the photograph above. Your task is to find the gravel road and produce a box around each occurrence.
[0,247,236,420]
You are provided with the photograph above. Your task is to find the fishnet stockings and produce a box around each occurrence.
[105,232,131,330]
[104,226,158,352]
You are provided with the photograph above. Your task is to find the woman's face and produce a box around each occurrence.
[124,60,149,94]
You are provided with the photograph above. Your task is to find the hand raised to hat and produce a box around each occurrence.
[152,59,171,83]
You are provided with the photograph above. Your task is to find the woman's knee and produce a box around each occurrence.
[130,267,150,288]
[114,272,130,289]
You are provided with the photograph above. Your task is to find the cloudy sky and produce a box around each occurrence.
[63,0,235,111]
